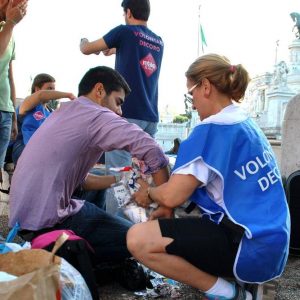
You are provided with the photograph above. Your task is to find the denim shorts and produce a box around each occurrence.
[0,111,13,167]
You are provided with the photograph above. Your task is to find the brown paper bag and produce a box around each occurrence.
[0,263,61,299]
[0,233,69,300]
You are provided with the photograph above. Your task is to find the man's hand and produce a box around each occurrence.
[80,38,88,51]
[149,206,174,220]
[6,0,28,25]
[132,178,151,208]
[66,92,76,100]
[80,38,100,55]
[10,118,18,140]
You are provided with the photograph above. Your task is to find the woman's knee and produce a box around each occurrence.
[126,223,145,257]
[126,220,165,259]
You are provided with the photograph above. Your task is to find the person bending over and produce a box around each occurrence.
[9,66,169,264]
[127,54,290,300]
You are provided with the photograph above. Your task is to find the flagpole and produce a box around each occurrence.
[275,40,279,65]
[197,4,201,57]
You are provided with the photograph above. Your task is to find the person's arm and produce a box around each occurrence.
[149,205,175,220]
[80,37,108,55]
[8,60,17,140]
[0,20,14,57]
[134,174,202,209]
[81,173,118,191]
[102,48,116,56]
[19,91,76,115]
[0,0,27,57]
[151,167,169,187]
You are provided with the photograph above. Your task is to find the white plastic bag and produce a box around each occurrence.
[109,159,157,223]
[60,258,92,300]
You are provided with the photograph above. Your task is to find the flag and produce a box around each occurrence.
[200,24,207,53]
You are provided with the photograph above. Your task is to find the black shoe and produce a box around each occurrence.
[117,258,147,291]
[233,284,252,299]
[245,283,262,300]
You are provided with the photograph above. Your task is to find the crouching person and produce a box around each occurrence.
[127,54,290,300]
[9,66,169,264]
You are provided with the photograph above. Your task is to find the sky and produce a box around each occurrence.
[12,0,300,115]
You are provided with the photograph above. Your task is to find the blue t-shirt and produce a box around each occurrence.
[103,25,164,122]
[16,104,51,145]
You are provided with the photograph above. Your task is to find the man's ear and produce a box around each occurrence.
[95,82,105,98]
[126,8,133,19]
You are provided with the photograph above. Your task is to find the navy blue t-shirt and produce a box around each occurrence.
[103,25,164,122]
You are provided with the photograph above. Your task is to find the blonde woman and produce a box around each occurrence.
[128,54,290,300]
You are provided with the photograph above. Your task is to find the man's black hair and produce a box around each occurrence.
[121,0,150,21]
[78,66,131,97]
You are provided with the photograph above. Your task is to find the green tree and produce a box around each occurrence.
[173,115,189,123]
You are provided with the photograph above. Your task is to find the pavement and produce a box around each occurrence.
[1,169,300,299]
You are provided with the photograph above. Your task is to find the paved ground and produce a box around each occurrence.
[1,170,299,299]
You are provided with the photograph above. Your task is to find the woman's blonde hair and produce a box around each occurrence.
[185,53,250,102]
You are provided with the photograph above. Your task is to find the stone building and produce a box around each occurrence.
[244,38,300,139]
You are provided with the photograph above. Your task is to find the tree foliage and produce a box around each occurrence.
[173,114,189,123]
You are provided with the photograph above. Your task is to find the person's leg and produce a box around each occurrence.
[82,168,107,209]
[82,189,106,209]
[127,217,249,299]
[56,201,133,263]
[12,139,25,165]
[141,120,158,139]
[0,112,13,184]
[105,149,132,172]
[3,143,14,186]
[127,219,217,291]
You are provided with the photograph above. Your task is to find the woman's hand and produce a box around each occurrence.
[149,206,174,220]
[132,178,151,208]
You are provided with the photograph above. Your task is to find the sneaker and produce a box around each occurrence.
[245,283,262,299]
[204,282,252,300]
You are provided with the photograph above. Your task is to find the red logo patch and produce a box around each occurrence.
[33,111,45,121]
[140,53,157,77]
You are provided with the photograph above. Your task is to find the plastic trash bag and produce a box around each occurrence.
[108,158,157,223]
[60,258,92,300]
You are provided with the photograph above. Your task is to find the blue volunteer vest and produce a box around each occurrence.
[174,118,290,283]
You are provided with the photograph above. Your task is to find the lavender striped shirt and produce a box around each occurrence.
[9,97,168,230]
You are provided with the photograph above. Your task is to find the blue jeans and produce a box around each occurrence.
[12,139,25,165]
[82,167,107,209]
[55,201,133,263]
[105,118,158,173]
[0,111,13,168]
